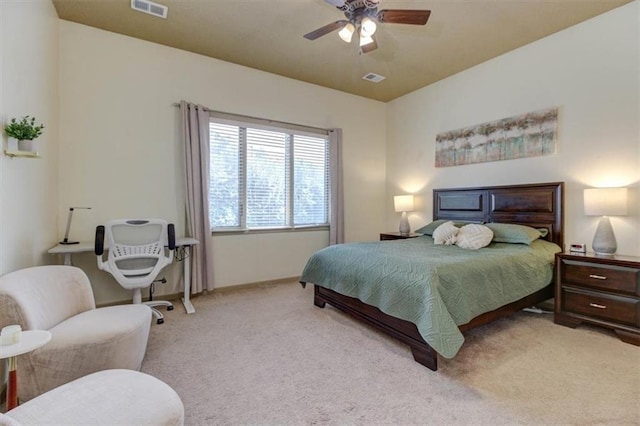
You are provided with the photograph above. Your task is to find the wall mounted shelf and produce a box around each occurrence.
[4,150,40,158]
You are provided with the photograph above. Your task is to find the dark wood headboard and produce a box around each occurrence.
[433,182,564,249]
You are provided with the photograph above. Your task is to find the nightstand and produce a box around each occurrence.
[379,232,422,241]
[554,252,640,345]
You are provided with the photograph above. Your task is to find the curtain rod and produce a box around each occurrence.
[172,102,329,134]
[172,102,209,111]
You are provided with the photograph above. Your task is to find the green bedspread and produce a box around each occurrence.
[299,237,561,358]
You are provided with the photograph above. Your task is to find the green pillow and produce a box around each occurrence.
[484,223,544,245]
[415,220,448,235]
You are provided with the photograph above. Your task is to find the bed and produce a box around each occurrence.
[300,182,564,371]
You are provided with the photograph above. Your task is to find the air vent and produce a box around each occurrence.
[131,0,168,19]
[362,72,386,83]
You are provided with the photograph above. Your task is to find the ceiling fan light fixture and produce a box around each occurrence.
[360,17,377,37]
[359,33,374,47]
[338,22,355,43]
[304,1,431,55]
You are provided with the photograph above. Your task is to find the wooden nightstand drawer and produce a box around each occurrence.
[562,259,640,296]
[562,287,639,327]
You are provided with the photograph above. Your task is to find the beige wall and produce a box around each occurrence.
[0,0,59,392]
[0,0,59,274]
[58,21,387,302]
[386,2,640,256]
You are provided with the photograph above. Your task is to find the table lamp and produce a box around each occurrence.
[583,187,627,255]
[60,207,92,245]
[394,194,414,235]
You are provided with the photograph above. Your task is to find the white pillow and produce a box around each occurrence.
[432,221,459,245]
[455,224,493,250]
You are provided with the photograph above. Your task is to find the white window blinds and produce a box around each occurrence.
[293,135,329,226]
[209,123,243,228]
[209,115,329,231]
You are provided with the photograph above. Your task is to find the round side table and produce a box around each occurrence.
[0,330,51,411]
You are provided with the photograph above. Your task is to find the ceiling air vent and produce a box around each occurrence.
[362,72,386,83]
[131,0,168,19]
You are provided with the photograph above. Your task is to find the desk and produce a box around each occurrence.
[48,237,198,314]
[0,330,52,411]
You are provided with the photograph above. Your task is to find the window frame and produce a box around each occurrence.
[208,112,330,234]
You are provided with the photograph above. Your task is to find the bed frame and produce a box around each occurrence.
[312,182,564,371]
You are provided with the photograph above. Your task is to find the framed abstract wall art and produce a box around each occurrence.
[435,107,558,168]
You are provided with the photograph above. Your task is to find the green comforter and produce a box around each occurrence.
[299,237,561,358]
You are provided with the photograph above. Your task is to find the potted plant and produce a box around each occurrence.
[4,116,45,151]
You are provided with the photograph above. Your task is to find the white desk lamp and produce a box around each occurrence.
[394,195,415,235]
[60,207,91,245]
[583,188,627,255]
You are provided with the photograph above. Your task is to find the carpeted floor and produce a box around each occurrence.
[141,281,640,425]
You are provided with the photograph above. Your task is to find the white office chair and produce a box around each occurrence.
[95,219,176,324]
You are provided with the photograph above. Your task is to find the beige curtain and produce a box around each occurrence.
[329,128,344,245]
[180,101,214,293]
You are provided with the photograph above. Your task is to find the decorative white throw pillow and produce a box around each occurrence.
[432,221,459,245]
[455,224,494,250]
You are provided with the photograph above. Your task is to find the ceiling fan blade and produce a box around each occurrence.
[377,9,431,25]
[360,35,378,54]
[303,20,348,40]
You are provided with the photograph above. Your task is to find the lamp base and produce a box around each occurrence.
[399,211,410,235]
[593,251,615,256]
[592,216,617,256]
[59,240,79,245]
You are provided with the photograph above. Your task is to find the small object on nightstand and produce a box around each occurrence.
[569,243,586,253]
[554,252,640,346]
[380,232,422,241]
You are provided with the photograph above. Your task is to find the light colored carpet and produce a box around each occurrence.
[141,281,640,425]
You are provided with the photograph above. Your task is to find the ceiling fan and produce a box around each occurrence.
[303,0,431,54]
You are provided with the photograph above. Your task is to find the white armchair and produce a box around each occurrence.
[0,265,152,402]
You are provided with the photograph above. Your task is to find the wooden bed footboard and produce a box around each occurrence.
[314,283,554,371]
[314,285,439,370]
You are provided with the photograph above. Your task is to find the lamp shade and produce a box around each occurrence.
[338,23,355,42]
[360,17,377,37]
[359,34,374,47]
[584,188,628,216]
[394,195,414,213]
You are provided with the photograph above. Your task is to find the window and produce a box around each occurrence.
[209,115,329,232]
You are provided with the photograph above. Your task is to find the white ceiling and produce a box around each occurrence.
[52,0,632,102]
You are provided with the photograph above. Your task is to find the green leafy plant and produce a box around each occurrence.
[4,116,45,140]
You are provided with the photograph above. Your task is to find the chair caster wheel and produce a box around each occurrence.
[167,305,174,311]
[157,318,164,325]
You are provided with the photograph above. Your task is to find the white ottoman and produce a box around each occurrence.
[0,369,184,426]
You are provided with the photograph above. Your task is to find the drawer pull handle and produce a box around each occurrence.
[589,303,607,309]
[588,274,607,280]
